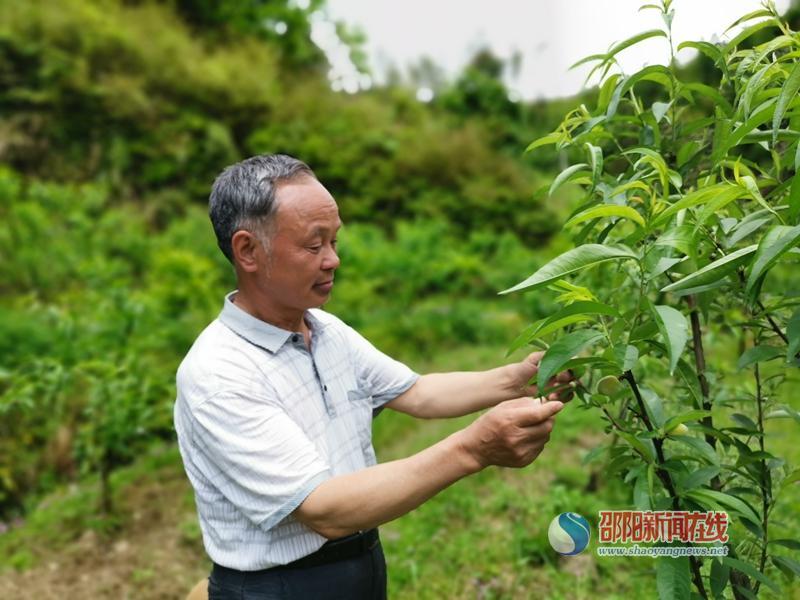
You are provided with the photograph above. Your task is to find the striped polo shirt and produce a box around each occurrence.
[174,291,419,570]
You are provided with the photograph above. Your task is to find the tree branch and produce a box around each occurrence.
[753,363,771,594]
[620,370,709,600]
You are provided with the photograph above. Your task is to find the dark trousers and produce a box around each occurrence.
[208,540,387,599]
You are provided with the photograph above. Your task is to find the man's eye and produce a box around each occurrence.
[331,239,338,248]
[308,245,321,252]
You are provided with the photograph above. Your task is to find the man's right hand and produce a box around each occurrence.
[293,397,563,539]
[457,398,564,470]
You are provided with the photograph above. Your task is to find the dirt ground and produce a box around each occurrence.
[0,464,210,600]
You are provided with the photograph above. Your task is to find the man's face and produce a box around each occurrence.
[254,177,342,314]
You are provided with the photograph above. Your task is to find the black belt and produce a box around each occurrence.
[214,528,380,575]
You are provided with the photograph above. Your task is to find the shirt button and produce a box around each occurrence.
[291,334,299,343]
[323,385,328,391]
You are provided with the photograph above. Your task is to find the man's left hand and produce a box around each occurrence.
[509,351,576,403]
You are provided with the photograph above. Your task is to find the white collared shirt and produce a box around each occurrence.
[174,292,419,570]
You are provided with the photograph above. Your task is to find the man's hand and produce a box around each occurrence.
[457,397,564,470]
[294,396,564,539]
[508,351,577,403]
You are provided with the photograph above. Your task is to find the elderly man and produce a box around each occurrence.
[174,154,574,600]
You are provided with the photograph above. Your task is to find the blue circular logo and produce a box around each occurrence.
[548,512,591,555]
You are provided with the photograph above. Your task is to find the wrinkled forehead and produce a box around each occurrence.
[274,179,342,234]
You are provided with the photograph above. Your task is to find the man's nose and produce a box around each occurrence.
[322,245,340,270]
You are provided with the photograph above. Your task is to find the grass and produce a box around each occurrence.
[0,343,798,599]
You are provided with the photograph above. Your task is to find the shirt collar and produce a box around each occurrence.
[218,291,326,353]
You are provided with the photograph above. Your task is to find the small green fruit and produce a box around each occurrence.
[596,375,622,396]
[667,423,690,436]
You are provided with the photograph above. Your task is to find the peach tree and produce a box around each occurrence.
[502,2,800,598]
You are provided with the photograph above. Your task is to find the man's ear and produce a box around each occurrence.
[231,230,261,272]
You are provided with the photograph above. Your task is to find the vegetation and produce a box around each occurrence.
[506,1,800,597]
[0,0,798,598]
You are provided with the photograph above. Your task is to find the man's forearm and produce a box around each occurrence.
[406,367,520,419]
[293,429,481,539]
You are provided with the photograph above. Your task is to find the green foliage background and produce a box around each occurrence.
[0,0,571,524]
[1,0,798,598]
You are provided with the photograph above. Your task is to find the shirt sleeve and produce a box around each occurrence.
[189,391,331,532]
[342,324,420,410]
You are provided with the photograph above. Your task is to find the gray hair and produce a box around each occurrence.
[208,154,316,263]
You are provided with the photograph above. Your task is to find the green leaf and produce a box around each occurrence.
[663,280,726,298]
[738,175,776,217]
[676,141,700,168]
[789,170,800,222]
[560,356,619,374]
[783,468,800,488]
[605,80,624,119]
[530,315,594,341]
[499,244,639,295]
[725,8,774,31]
[569,52,606,70]
[621,65,673,96]
[724,98,777,156]
[741,63,776,118]
[683,83,734,117]
[608,29,668,59]
[710,558,730,599]
[696,180,771,227]
[618,430,655,462]
[529,301,620,342]
[610,180,652,197]
[727,217,771,247]
[650,304,689,374]
[537,330,604,391]
[652,101,671,123]
[688,490,760,526]
[640,387,665,428]
[653,184,749,227]
[550,163,589,196]
[768,406,800,423]
[787,308,800,361]
[586,143,603,189]
[745,224,800,300]
[646,256,686,281]
[615,344,639,372]
[624,147,670,196]
[677,41,722,64]
[671,436,720,466]
[773,62,800,145]
[753,35,794,68]
[525,132,562,154]
[634,469,651,510]
[653,225,696,256]
[722,557,779,593]
[768,539,800,550]
[656,556,691,600]
[663,410,712,433]
[737,345,784,370]
[581,445,608,466]
[563,204,645,229]
[725,18,781,52]
[660,245,758,294]
[630,320,659,343]
[678,465,721,493]
[731,413,758,431]
[732,585,758,600]
[674,358,703,406]
[597,73,622,113]
[505,322,543,358]
[772,555,800,578]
